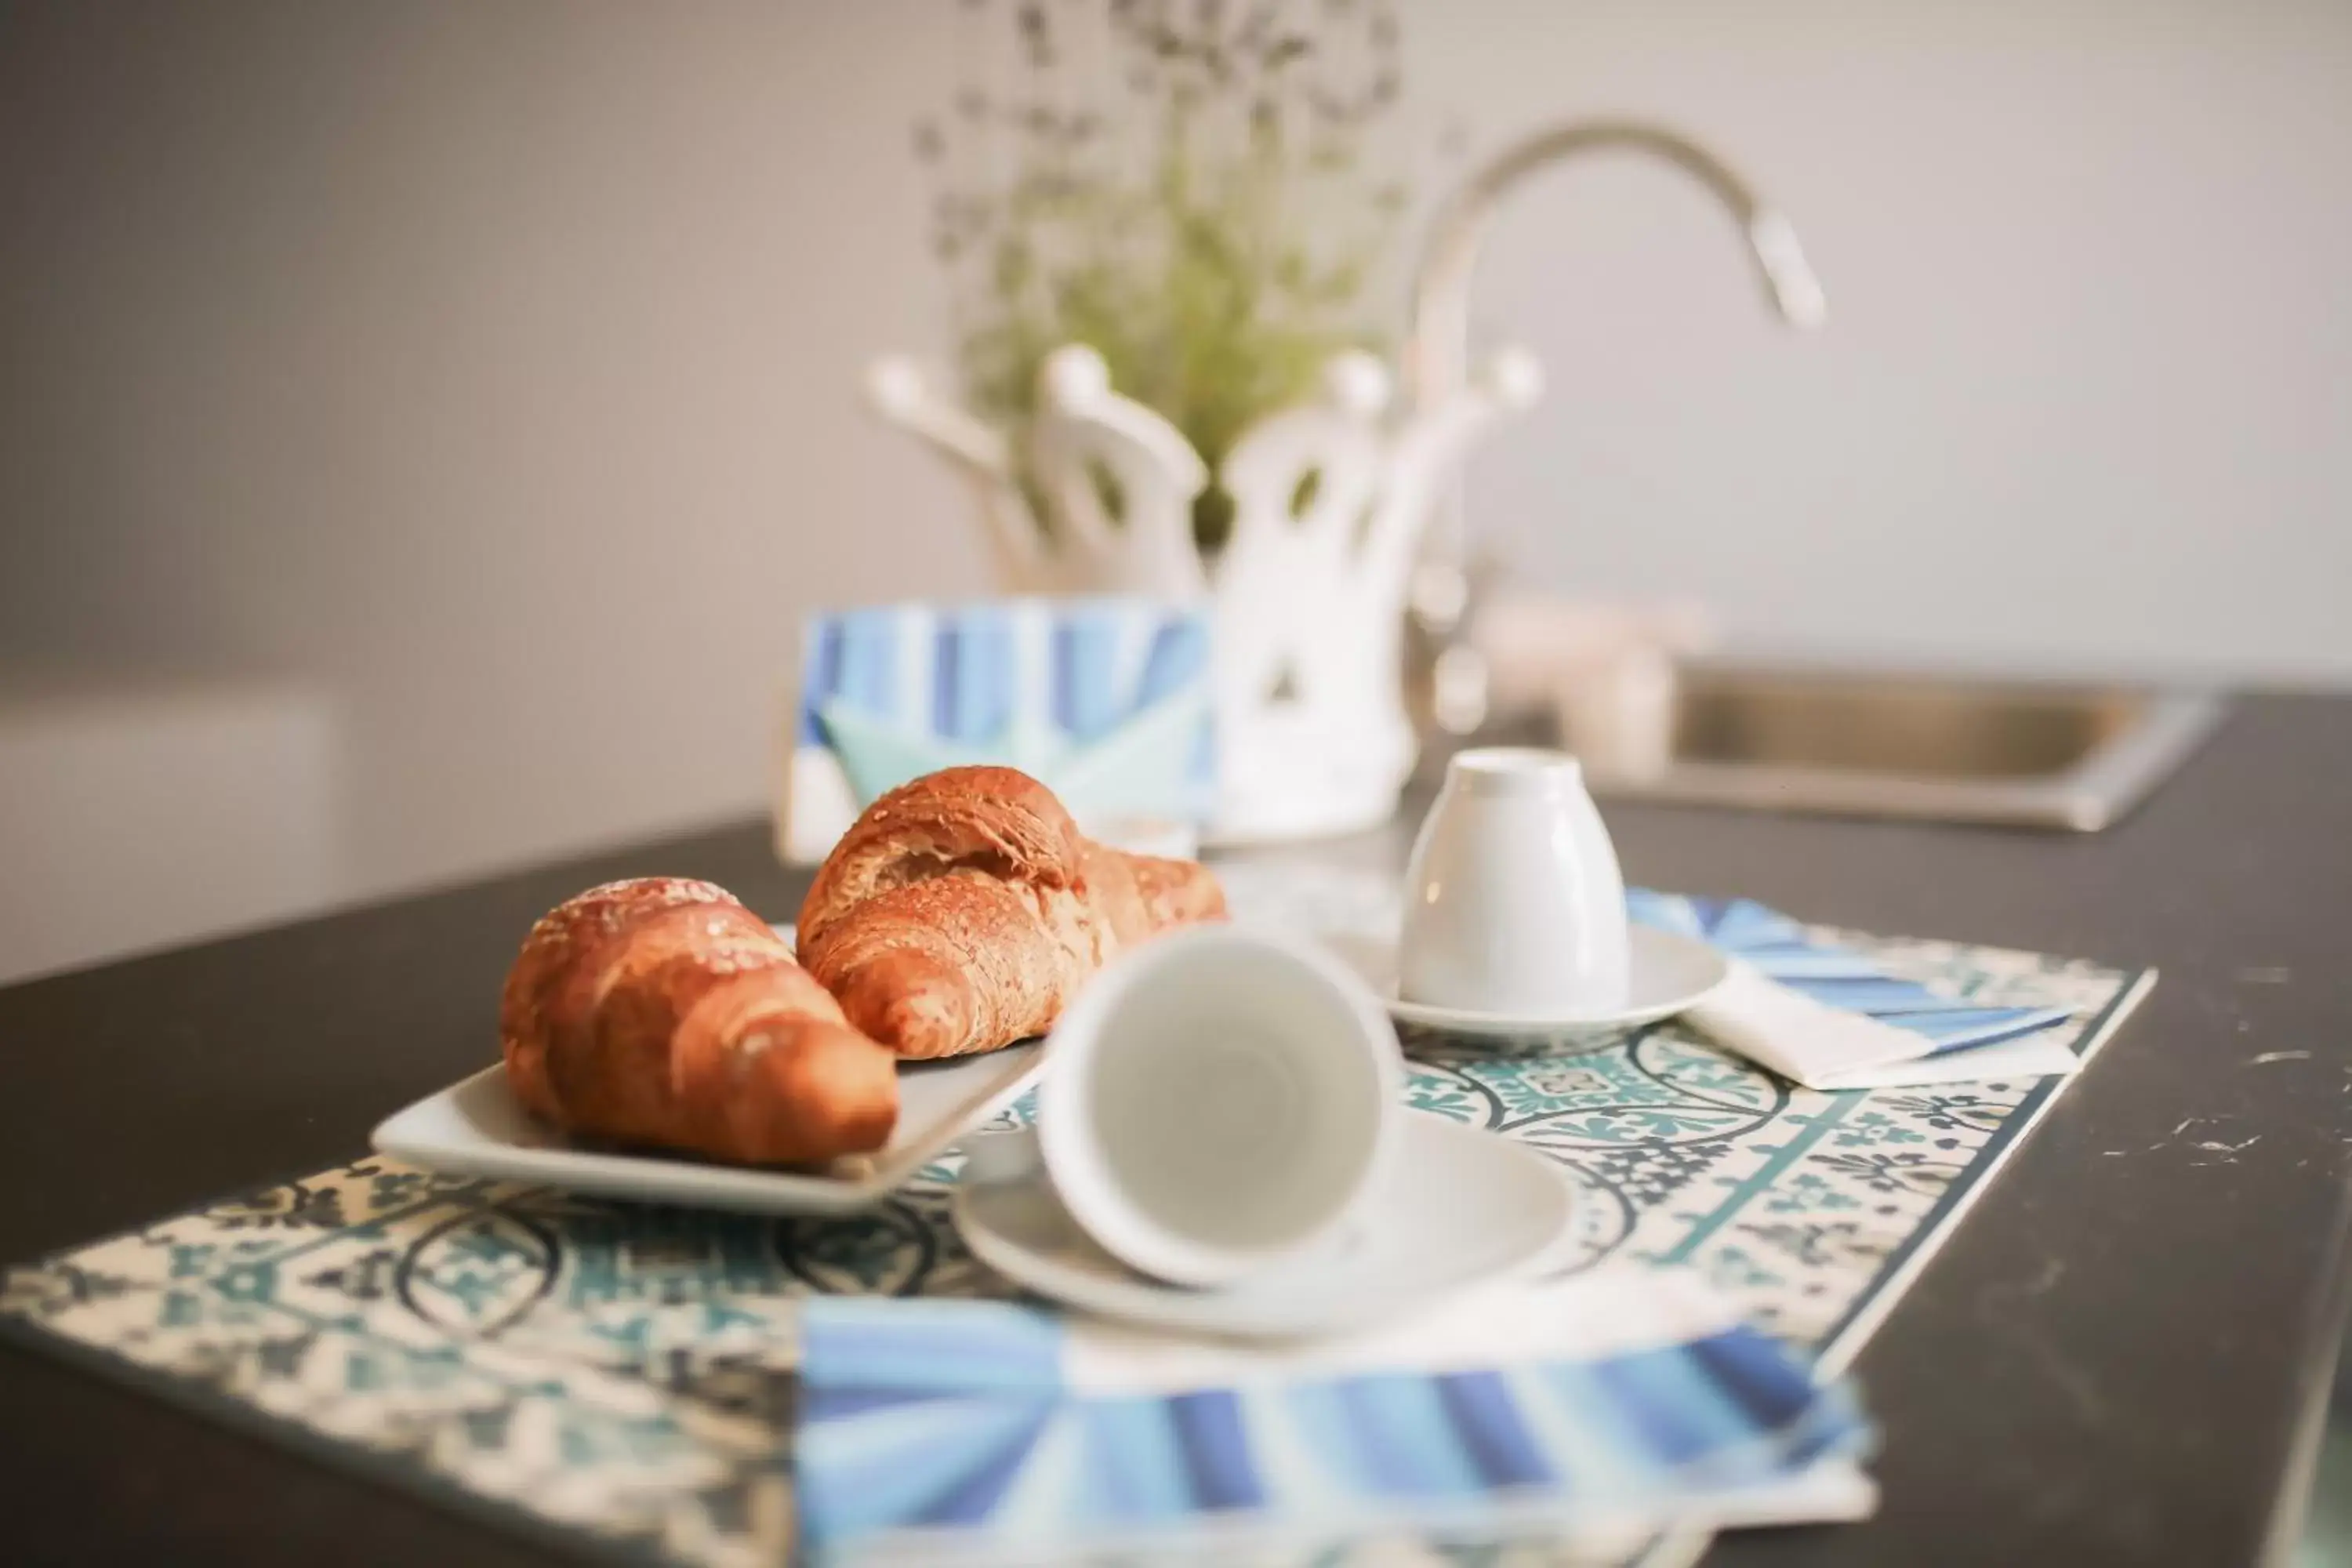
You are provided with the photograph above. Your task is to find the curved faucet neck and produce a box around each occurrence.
[1404,118,1825,412]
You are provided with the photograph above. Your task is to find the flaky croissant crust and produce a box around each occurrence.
[500,877,898,1165]
[796,767,1225,1059]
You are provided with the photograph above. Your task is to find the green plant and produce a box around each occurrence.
[917,0,1412,553]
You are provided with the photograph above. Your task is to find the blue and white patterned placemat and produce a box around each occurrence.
[0,882,2150,1567]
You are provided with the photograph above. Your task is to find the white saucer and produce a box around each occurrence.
[1326,924,1731,1049]
[952,1112,1575,1339]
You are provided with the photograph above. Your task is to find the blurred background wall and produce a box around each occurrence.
[1,0,2347,980]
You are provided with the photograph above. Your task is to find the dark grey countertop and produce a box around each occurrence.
[1,692,2347,1566]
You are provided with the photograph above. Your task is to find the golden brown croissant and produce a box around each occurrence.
[500,877,898,1165]
[797,766,1226,1059]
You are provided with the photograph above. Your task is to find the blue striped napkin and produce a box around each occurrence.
[794,1270,1874,1564]
[1630,892,2077,1089]
[781,598,1215,864]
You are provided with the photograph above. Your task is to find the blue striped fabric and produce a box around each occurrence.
[795,1295,1871,1560]
[1628,891,2071,1059]
[1051,606,1125,742]
[798,619,845,746]
[795,597,1216,821]
[931,607,1009,743]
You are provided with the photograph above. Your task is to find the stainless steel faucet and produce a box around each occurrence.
[1399,119,1826,745]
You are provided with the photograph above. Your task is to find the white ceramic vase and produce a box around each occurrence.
[864,343,1541,843]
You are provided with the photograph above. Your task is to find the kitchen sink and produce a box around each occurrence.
[1561,666,2225,831]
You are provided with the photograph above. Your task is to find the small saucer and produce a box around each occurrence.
[952,1114,1574,1340]
[1326,924,1731,1050]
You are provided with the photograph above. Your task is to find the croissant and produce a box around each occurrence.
[500,877,898,1165]
[797,766,1226,1060]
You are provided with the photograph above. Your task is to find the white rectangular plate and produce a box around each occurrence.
[371,1044,1044,1217]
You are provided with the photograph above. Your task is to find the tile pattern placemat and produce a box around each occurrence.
[0,880,2150,1567]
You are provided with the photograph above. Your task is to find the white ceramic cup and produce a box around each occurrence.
[1037,926,1403,1288]
[1399,747,1631,1015]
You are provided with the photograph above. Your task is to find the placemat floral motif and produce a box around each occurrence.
[0,896,2148,1568]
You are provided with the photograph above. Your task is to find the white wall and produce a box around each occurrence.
[1,1,2347,963]
[0,2,969,913]
[0,677,339,982]
[1425,0,2352,679]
